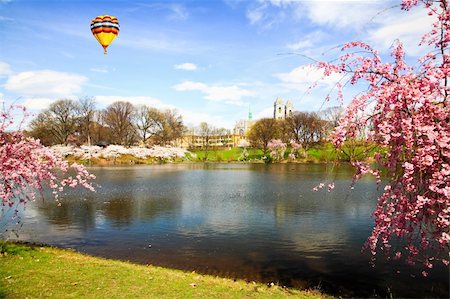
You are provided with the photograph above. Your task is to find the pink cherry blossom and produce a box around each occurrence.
[268,139,286,162]
[1,105,95,220]
[317,0,450,270]
[50,144,188,161]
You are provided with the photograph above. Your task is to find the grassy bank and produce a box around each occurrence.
[61,142,376,165]
[191,142,376,163]
[192,148,264,162]
[0,242,327,299]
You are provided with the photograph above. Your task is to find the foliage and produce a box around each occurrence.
[318,0,450,271]
[27,99,186,148]
[102,101,136,146]
[29,99,78,145]
[76,97,96,145]
[283,112,327,150]
[238,148,250,161]
[0,106,95,217]
[133,104,161,145]
[248,118,280,155]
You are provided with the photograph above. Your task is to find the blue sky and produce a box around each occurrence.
[0,0,431,129]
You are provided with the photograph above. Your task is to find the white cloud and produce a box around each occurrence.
[94,96,174,110]
[120,36,188,52]
[286,31,325,51]
[253,106,274,120]
[246,5,265,25]
[179,109,229,128]
[245,1,285,29]
[300,1,431,56]
[4,70,87,97]
[303,1,384,30]
[275,65,342,92]
[173,81,255,106]
[127,3,189,21]
[245,0,384,29]
[168,4,189,21]
[174,62,198,71]
[90,67,109,73]
[22,97,56,110]
[0,61,12,77]
[60,51,75,59]
[368,8,432,56]
[0,16,14,22]
[286,40,313,51]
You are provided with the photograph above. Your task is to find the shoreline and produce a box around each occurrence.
[0,241,329,298]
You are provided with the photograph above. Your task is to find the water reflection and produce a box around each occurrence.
[36,197,97,231]
[2,163,448,298]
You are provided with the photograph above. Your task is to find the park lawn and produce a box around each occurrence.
[0,242,328,299]
[307,144,339,162]
[193,148,264,162]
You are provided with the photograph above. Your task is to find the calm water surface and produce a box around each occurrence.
[2,163,449,297]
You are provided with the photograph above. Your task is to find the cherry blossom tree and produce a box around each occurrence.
[289,140,304,160]
[50,144,189,162]
[268,139,286,162]
[317,0,449,272]
[1,105,95,223]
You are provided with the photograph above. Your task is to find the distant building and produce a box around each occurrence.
[175,98,294,149]
[175,132,244,149]
[234,107,254,137]
[273,97,294,120]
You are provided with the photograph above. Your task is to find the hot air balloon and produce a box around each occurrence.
[90,15,119,54]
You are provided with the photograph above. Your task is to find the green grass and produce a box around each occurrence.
[0,242,328,299]
[192,148,264,162]
[191,142,378,163]
[306,144,339,162]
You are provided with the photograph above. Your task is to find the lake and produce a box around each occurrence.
[2,163,448,297]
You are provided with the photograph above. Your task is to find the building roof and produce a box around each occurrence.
[275,97,283,105]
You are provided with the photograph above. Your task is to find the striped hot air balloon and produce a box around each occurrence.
[90,15,119,54]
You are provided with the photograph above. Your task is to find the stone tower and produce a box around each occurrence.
[274,97,284,120]
[273,97,294,120]
[285,100,294,118]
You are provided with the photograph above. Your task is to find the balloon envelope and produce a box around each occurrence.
[90,15,119,54]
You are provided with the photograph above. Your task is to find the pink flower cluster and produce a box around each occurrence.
[318,0,450,271]
[1,106,95,212]
[51,144,189,161]
[289,141,303,159]
[268,139,286,161]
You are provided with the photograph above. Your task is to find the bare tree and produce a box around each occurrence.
[49,99,78,145]
[284,111,326,151]
[76,97,96,146]
[90,111,110,146]
[102,101,136,146]
[28,99,78,145]
[320,106,345,133]
[248,118,280,156]
[133,105,160,145]
[152,109,185,145]
[28,111,54,146]
[199,122,214,161]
